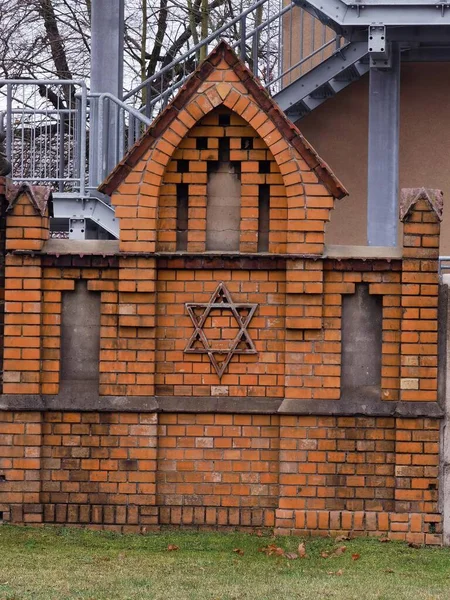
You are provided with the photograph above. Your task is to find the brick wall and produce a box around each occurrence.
[0,44,446,544]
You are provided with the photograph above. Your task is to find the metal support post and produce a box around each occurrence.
[91,0,125,187]
[69,218,87,240]
[367,43,401,247]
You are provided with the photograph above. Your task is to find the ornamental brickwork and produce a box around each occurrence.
[0,43,445,545]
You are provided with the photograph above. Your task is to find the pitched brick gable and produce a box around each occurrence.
[100,41,346,201]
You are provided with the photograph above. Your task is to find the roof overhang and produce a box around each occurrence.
[293,0,450,35]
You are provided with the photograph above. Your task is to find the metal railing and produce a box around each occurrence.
[87,93,151,189]
[0,80,152,192]
[1,80,87,195]
[124,1,341,121]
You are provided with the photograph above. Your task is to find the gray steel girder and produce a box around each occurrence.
[273,42,369,117]
[293,0,450,34]
[52,194,119,239]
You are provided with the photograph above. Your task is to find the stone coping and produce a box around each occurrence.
[0,394,443,418]
[33,240,404,261]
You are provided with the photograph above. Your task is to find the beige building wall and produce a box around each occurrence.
[297,63,450,254]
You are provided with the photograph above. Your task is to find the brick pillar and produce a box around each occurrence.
[285,259,326,400]
[3,184,50,394]
[0,178,8,393]
[0,412,43,524]
[399,188,442,402]
[393,189,443,543]
[117,257,157,396]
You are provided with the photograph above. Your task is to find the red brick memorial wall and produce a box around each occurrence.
[0,44,445,544]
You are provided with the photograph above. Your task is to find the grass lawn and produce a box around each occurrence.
[1,525,450,599]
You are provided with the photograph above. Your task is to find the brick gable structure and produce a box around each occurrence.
[0,45,446,544]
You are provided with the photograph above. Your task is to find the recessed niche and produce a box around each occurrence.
[341,284,382,399]
[206,162,241,251]
[60,281,100,400]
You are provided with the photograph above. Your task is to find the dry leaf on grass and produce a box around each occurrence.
[167,544,180,551]
[285,552,298,560]
[328,569,344,576]
[259,544,284,557]
[379,537,390,543]
[233,548,244,556]
[298,542,307,558]
[408,542,421,549]
[351,553,360,561]
[335,535,350,543]
[321,551,330,559]
[333,545,347,556]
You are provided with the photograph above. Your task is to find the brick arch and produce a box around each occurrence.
[144,87,305,212]
[112,88,339,254]
[130,87,311,253]
[156,101,290,252]
[106,42,346,254]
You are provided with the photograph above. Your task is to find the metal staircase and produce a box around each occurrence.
[274,41,368,119]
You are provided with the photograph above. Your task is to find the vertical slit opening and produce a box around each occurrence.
[258,184,270,252]
[219,137,230,162]
[196,137,208,150]
[176,183,189,251]
[177,160,189,173]
[259,160,271,174]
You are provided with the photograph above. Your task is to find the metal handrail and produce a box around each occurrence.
[86,93,152,188]
[1,79,87,196]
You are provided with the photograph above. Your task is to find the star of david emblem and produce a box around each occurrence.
[184,282,258,378]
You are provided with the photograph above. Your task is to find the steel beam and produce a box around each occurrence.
[293,0,450,33]
[367,44,400,247]
[91,0,125,182]
[52,194,119,239]
[91,0,124,99]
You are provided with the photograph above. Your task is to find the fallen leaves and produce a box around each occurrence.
[298,542,307,558]
[328,569,344,576]
[167,544,179,552]
[351,553,360,561]
[321,545,347,559]
[233,548,244,556]
[379,537,390,543]
[334,546,347,556]
[408,542,421,549]
[259,541,308,560]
